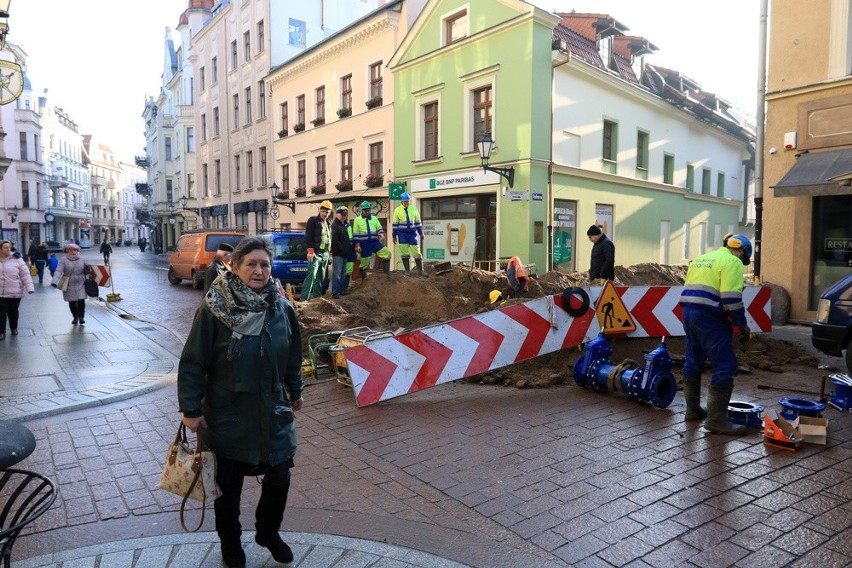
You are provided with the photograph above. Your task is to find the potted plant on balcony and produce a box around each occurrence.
[275,190,288,200]
[334,178,353,192]
[365,96,383,110]
[364,173,384,188]
[293,122,305,133]
[310,183,327,195]
[310,117,325,127]
[278,129,288,138]
[294,187,307,197]
[336,107,352,119]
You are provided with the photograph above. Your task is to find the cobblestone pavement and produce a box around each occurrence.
[3,248,851,567]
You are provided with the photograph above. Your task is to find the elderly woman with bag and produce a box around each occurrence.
[178,237,304,568]
[51,243,89,325]
[0,240,35,340]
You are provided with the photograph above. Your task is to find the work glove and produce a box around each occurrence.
[739,324,752,344]
[307,248,315,262]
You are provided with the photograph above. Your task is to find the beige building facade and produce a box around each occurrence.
[764,0,852,322]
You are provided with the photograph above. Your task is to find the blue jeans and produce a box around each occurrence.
[35,259,46,283]
[681,305,738,386]
[331,256,347,297]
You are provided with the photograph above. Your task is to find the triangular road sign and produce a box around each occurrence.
[595,280,636,334]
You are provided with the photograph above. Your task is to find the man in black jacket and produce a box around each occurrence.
[329,206,352,299]
[587,224,615,282]
[203,242,233,293]
[301,200,332,301]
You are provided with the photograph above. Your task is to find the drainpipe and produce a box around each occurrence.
[753,0,769,283]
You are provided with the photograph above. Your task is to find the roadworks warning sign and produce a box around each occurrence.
[595,281,636,334]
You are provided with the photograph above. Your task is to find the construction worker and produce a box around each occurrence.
[301,200,332,300]
[351,201,391,276]
[505,256,529,293]
[678,233,753,435]
[392,192,425,276]
[330,206,352,299]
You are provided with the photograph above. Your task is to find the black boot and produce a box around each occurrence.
[381,259,391,274]
[704,384,746,435]
[415,257,426,276]
[402,257,411,275]
[255,481,293,564]
[215,497,245,568]
[343,274,350,294]
[78,301,86,325]
[682,378,706,421]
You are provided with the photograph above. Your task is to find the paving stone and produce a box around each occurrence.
[688,540,749,568]
[772,525,830,556]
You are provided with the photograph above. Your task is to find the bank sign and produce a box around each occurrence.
[411,170,501,192]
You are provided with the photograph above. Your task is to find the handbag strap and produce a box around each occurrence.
[178,425,210,533]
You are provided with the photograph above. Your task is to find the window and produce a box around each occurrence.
[423,102,439,160]
[444,9,468,45]
[282,164,290,192]
[246,151,254,188]
[243,31,251,62]
[166,179,174,203]
[234,154,241,191]
[686,164,695,191]
[602,119,617,162]
[340,149,352,181]
[369,61,383,100]
[315,155,326,186]
[260,147,267,186]
[280,102,288,133]
[231,40,238,69]
[636,130,649,171]
[663,153,674,184]
[187,173,196,198]
[717,172,725,197]
[255,210,268,232]
[472,86,492,145]
[297,95,305,125]
[233,94,239,127]
[200,66,206,91]
[297,160,306,190]
[236,210,248,230]
[258,81,266,119]
[187,127,195,152]
[201,114,208,141]
[341,74,352,111]
[212,57,218,83]
[215,160,221,195]
[257,20,265,53]
[702,168,712,195]
[245,86,252,124]
[21,181,29,208]
[165,137,173,161]
[369,142,383,176]
[213,107,220,136]
[19,132,27,161]
[315,86,325,122]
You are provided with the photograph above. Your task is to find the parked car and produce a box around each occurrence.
[261,232,309,294]
[812,273,852,373]
[167,230,246,289]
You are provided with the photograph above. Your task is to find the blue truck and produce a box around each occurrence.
[812,273,852,373]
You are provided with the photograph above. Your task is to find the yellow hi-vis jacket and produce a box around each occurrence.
[679,247,747,327]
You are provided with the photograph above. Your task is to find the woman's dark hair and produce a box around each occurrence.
[231,236,272,267]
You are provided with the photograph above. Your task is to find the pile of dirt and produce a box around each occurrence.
[294,263,818,389]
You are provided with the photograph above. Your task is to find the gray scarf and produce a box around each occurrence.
[205,272,278,360]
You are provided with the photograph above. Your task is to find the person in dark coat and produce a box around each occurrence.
[329,206,352,299]
[31,242,49,284]
[203,242,234,294]
[178,237,304,568]
[587,224,615,282]
[300,200,331,301]
[100,240,113,264]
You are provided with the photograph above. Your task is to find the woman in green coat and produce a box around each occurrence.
[178,237,304,568]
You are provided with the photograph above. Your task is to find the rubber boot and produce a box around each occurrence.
[255,481,293,564]
[402,257,411,275]
[215,497,245,568]
[415,257,426,276]
[682,379,706,421]
[360,266,367,280]
[704,384,746,435]
[381,259,391,274]
[343,274,350,294]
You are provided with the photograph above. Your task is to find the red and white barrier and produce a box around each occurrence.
[343,285,772,406]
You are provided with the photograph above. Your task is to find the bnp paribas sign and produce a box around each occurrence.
[411,170,501,192]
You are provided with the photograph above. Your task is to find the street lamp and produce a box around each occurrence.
[269,182,295,213]
[477,134,514,188]
[7,204,17,222]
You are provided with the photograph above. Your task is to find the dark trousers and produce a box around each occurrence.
[213,457,292,542]
[0,297,22,332]
[682,305,738,387]
[35,260,46,283]
[68,299,86,320]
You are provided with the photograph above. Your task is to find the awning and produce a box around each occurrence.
[772,148,852,197]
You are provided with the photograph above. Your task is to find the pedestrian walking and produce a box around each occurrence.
[330,206,352,298]
[31,242,49,284]
[51,243,90,325]
[351,201,391,277]
[392,192,425,275]
[100,240,113,264]
[48,253,58,277]
[203,242,234,294]
[301,200,332,301]
[0,239,35,340]
[587,224,615,282]
[178,237,304,568]
[678,234,753,435]
[138,237,147,253]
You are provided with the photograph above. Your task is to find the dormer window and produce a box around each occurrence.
[444,9,468,45]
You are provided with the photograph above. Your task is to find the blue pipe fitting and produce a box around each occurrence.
[828,373,852,411]
[727,401,764,428]
[778,397,826,421]
[572,334,677,408]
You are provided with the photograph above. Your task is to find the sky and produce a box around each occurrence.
[11,1,761,163]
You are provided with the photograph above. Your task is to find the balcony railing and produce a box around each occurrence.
[135,183,152,196]
[135,155,150,168]
[49,175,68,189]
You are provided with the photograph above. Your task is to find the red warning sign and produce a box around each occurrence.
[595,281,636,334]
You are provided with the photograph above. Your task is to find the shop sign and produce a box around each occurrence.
[532,192,543,201]
[411,170,500,192]
[422,218,476,262]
